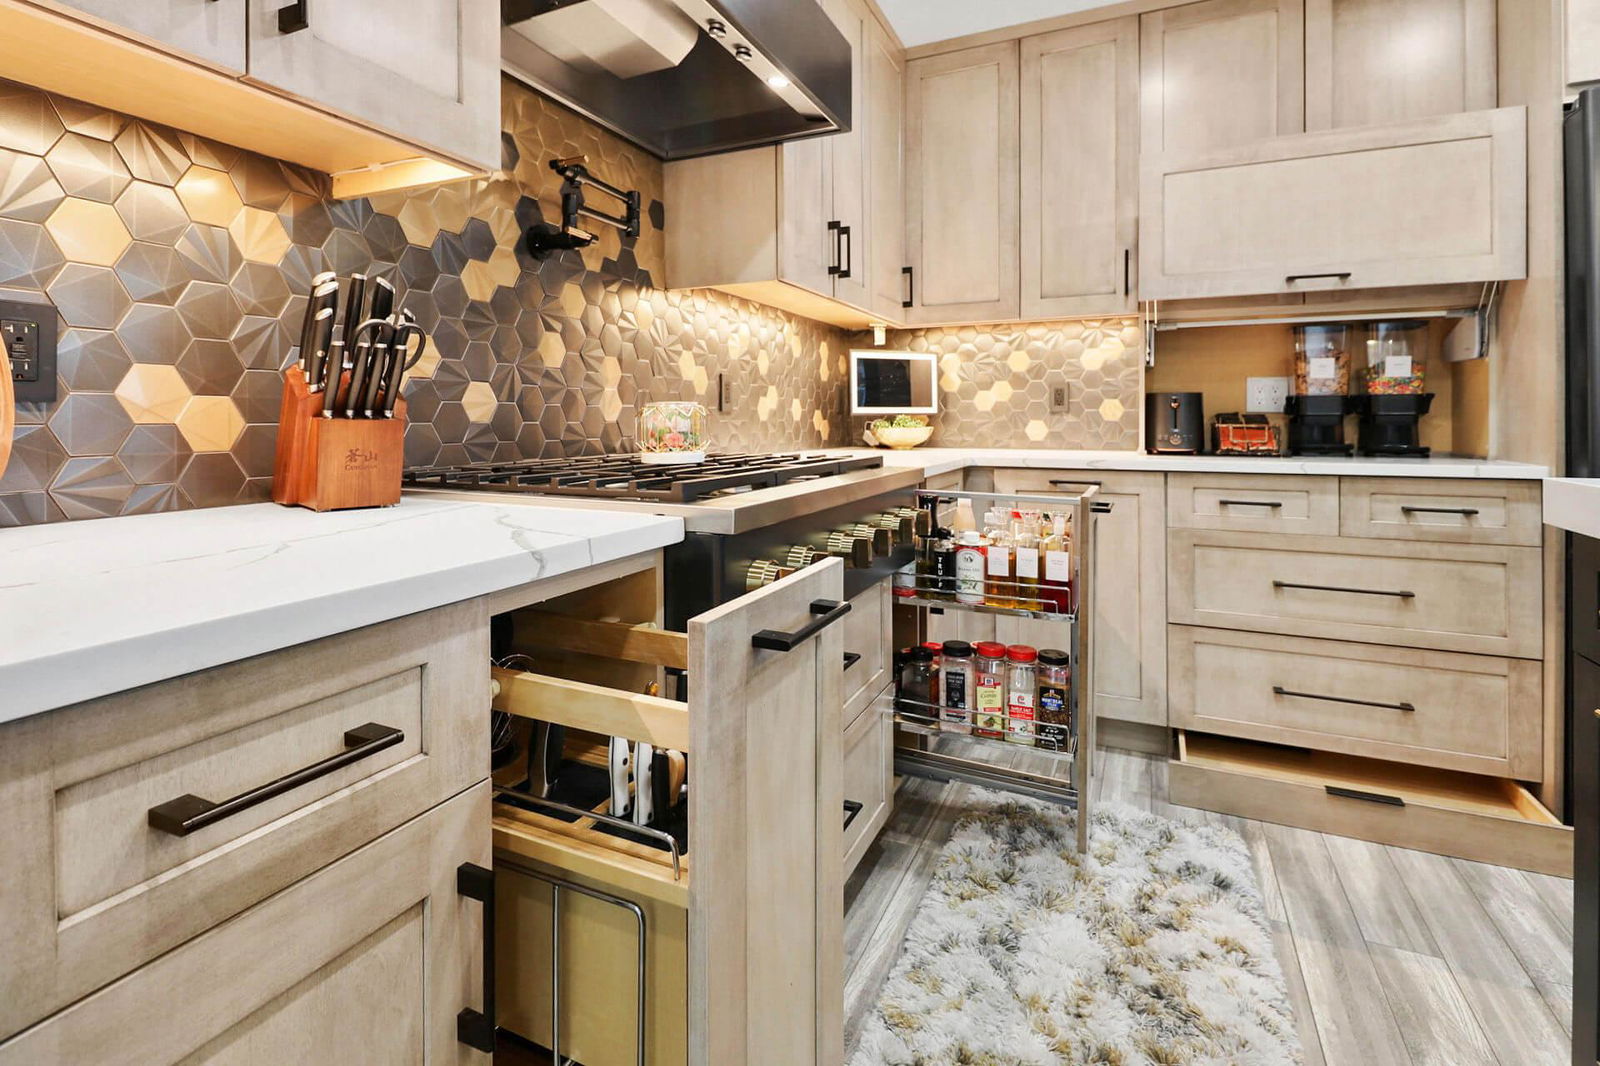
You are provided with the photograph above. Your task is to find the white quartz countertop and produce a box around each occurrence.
[0,499,684,722]
[826,447,1549,480]
[1544,478,1600,539]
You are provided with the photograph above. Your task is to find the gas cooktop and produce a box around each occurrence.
[403,452,885,506]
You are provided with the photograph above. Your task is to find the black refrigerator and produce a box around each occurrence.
[1564,87,1600,1066]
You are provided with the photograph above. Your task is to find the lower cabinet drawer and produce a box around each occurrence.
[842,581,891,729]
[843,694,893,876]
[1167,529,1543,658]
[1167,473,1339,536]
[1339,477,1543,546]
[0,600,490,1041]
[1169,626,1542,778]
[0,783,492,1065]
[1169,732,1570,877]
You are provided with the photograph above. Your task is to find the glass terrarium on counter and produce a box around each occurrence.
[638,401,708,464]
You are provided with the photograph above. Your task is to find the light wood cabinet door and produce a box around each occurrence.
[243,0,499,168]
[1021,18,1139,319]
[827,0,872,311]
[779,136,836,298]
[904,41,1020,324]
[866,15,906,321]
[1140,0,1305,158]
[690,560,844,1066]
[1305,0,1496,130]
[0,783,492,1066]
[1141,106,1527,300]
[990,470,1168,728]
[1570,0,1600,86]
[44,0,245,70]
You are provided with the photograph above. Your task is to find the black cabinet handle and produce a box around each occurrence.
[843,799,865,830]
[456,862,497,1054]
[1219,498,1283,508]
[1049,479,1102,487]
[277,0,308,33]
[1274,685,1415,713]
[838,225,852,279]
[752,599,850,651]
[827,220,841,276]
[843,651,862,671]
[1285,271,1352,283]
[1326,785,1405,807]
[1273,580,1415,599]
[147,722,403,836]
[1401,505,1480,517]
[1123,248,1131,297]
[901,265,914,308]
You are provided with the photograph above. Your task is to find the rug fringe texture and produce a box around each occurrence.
[849,792,1305,1066]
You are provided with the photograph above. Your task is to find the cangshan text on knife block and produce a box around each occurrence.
[272,366,407,512]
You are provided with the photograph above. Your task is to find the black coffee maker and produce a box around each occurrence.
[1145,392,1204,454]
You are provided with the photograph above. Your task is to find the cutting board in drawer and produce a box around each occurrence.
[1169,626,1542,778]
[1167,529,1543,658]
[0,600,488,1042]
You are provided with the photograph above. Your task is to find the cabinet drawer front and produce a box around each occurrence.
[1167,530,1542,657]
[1168,473,1338,535]
[1169,627,1540,777]
[1340,477,1542,545]
[0,783,491,1065]
[0,601,488,1040]
[843,696,893,875]
[842,581,891,728]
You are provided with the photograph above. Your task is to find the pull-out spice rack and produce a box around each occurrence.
[891,486,1107,854]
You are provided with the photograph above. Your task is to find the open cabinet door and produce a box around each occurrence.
[688,559,846,1066]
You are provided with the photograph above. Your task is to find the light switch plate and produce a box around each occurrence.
[1246,376,1290,413]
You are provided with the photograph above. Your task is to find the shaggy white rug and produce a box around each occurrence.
[850,792,1304,1066]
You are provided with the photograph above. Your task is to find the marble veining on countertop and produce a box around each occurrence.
[1544,478,1600,539]
[826,448,1550,480]
[0,499,684,722]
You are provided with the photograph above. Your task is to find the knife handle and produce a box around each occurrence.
[361,334,392,417]
[344,339,372,419]
[381,323,425,418]
[321,338,344,418]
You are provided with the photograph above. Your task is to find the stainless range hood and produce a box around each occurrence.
[502,0,851,160]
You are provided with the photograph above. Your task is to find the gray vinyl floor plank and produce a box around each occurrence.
[1451,858,1574,1036]
[1368,943,1501,1066]
[1322,834,1441,957]
[1270,916,1329,1066]
[1525,870,1576,939]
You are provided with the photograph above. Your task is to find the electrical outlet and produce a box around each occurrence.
[1048,382,1070,413]
[1,297,57,403]
[1246,376,1290,413]
[717,372,733,413]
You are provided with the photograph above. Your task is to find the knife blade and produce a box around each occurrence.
[306,307,335,395]
[379,313,425,418]
[296,278,338,378]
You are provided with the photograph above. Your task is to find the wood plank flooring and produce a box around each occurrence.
[843,746,1574,1065]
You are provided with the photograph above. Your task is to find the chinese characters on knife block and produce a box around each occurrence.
[272,270,426,512]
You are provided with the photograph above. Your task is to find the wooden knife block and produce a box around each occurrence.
[272,366,407,512]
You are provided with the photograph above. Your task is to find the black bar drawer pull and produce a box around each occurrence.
[277,0,308,33]
[456,862,497,1053]
[1326,785,1405,807]
[1123,248,1131,296]
[1219,498,1283,509]
[1400,505,1480,517]
[843,651,862,671]
[1274,685,1415,713]
[902,265,914,308]
[752,599,850,651]
[843,799,865,830]
[147,722,404,836]
[1273,580,1415,599]
[1049,479,1102,487]
[827,220,842,276]
[1285,271,1352,283]
[838,224,852,279]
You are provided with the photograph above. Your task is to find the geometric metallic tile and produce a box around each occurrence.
[52,98,125,142]
[175,394,245,452]
[118,423,191,483]
[118,301,192,363]
[236,476,272,504]
[462,381,497,423]
[227,206,290,264]
[114,121,188,185]
[50,455,133,519]
[46,263,130,329]
[114,181,189,243]
[0,490,63,526]
[176,337,244,395]
[0,217,64,287]
[0,148,64,222]
[0,422,66,492]
[178,132,240,172]
[178,450,245,507]
[229,154,291,211]
[282,200,334,246]
[45,132,130,202]
[114,240,189,303]
[174,222,241,284]
[232,421,278,479]
[230,367,285,422]
[461,217,494,262]
[114,362,191,423]
[48,390,134,454]
[44,197,131,265]
[229,261,291,317]
[122,481,184,515]
[363,211,408,263]
[57,327,132,391]
[0,84,64,155]
[320,228,371,275]
[275,243,325,295]
[175,280,242,340]
[174,166,242,227]
[230,314,296,371]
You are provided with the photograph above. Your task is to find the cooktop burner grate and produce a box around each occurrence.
[403,452,884,504]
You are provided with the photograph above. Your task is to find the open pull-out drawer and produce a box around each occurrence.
[1170,731,1571,876]
[489,559,848,1066]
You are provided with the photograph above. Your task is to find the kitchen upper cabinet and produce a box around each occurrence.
[866,15,906,321]
[43,0,245,71]
[1141,106,1527,300]
[1140,0,1305,158]
[903,41,1021,325]
[1021,18,1138,319]
[1572,0,1600,87]
[243,0,500,173]
[1304,0,1497,130]
[825,0,872,311]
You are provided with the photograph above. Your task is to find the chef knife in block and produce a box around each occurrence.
[272,307,334,505]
